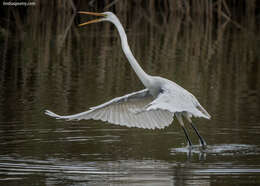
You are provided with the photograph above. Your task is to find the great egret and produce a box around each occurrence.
[45,11,211,148]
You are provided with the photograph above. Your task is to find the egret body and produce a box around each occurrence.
[45,12,211,148]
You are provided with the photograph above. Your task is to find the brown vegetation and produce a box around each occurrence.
[0,0,259,130]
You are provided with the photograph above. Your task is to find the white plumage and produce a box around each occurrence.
[45,78,210,129]
[46,89,174,129]
[45,11,211,147]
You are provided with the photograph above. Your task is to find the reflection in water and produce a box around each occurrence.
[0,157,172,185]
[0,1,260,185]
[1,155,260,185]
[171,144,259,160]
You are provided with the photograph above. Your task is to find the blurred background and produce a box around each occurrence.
[0,0,260,185]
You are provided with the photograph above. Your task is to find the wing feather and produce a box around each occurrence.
[45,80,210,131]
[45,89,174,129]
[154,111,163,129]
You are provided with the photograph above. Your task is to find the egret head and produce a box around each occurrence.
[78,11,117,27]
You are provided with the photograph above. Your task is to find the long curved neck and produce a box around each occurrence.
[110,18,150,87]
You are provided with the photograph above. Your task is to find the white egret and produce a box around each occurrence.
[45,11,211,148]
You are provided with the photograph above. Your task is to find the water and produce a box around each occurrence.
[0,4,260,186]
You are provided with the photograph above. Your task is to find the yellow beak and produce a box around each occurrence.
[78,11,106,27]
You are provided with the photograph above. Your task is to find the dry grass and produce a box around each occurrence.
[0,0,259,121]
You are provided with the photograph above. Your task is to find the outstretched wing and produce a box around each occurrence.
[45,89,174,129]
[145,83,211,119]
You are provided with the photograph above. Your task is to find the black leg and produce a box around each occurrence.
[190,122,207,148]
[182,126,192,147]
